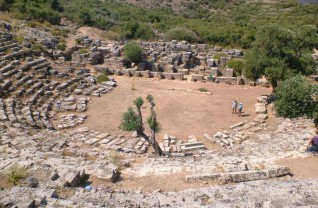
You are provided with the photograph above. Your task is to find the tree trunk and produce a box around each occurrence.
[136,107,144,132]
[148,100,163,156]
[150,132,163,156]
[271,78,278,90]
[138,132,163,156]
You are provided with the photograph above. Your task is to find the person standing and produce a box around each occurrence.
[238,103,243,117]
[232,100,238,114]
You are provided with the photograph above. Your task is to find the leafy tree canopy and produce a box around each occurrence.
[120,106,142,131]
[274,75,317,118]
[124,42,143,63]
[244,24,318,88]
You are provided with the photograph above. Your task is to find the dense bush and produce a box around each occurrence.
[244,24,317,88]
[227,59,245,76]
[120,21,157,40]
[124,42,143,63]
[274,75,317,118]
[165,27,199,43]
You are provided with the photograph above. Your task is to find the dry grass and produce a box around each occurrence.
[0,12,12,22]
[81,76,272,143]
[6,164,27,185]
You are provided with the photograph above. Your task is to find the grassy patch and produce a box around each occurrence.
[31,44,45,53]
[199,88,208,92]
[78,49,88,54]
[96,74,109,83]
[7,164,27,185]
[213,52,228,60]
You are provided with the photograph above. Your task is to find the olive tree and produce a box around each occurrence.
[120,95,163,156]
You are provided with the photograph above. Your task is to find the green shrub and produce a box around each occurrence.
[199,88,208,92]
[165,27,200,43]
[227,59,245,76]
[120,21,156,40]
[16,35,24,44]
[96,74,109,83]
[31,44,45,52]
[7,164,27,185]
[57,43,66,51]
[51,28,61,36]
[26,21,42,28]
[61,29,70,38]
[75,38,83,45]
[124,42,143,63]
[79,11,93,26]
[274,75,316,118]
[78,49,88,54]
[213,52,227,60]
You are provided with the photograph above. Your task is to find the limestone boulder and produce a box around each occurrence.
[257,96,268,104]
[254,114,268,123]
[255,103,267,114]
[88,164,121,182]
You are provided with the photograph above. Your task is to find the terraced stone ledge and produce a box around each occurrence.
[185,165,290,182]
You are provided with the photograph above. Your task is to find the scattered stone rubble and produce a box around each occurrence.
[1,178,318,207]
[72,37,249,84]
[56,114,87,129]
[159,134,207,155]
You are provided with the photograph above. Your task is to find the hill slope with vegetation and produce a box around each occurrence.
[0,0,317,48]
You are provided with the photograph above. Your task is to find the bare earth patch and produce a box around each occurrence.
[276,156,318,178]
[81,76,272,142]
[87,172,217,193]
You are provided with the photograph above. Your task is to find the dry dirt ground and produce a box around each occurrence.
[277,156,318,179]
[81,76,272,143]
[87,172,218,193]
[66,27,115,49]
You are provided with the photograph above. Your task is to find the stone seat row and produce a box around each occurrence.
[0,39,14,46]
[0,49,29,61]
[0,42,18,52]
[0,97,54,129]
[111,68,184,80]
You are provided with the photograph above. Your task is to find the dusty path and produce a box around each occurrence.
[81,76,272,142]
[65,27,113,49]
